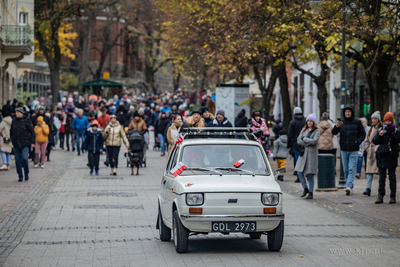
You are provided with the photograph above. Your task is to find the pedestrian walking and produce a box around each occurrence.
[287,107,306,182]
[59,113,65,149]
[0,112,13,170]
[167,114,183,155]
[11,107,35,181]
[373,112,400,204]
[363,111,382,196]
[72,109,89,156]
[356,117,370,179]
[103,115,129,175]
[332,105,366,195]
[98,107,110,131]
[272,119,284,139]
[45,113,56,162]
[294,113,321,199]
[34,116,49,168]
[317,112,334,154]
[154,111,171,156]
[65,110,75,151]
[128,111,148,133]
[273,129,288,181]
[84,120,103,175]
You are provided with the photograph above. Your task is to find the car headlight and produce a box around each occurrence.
[186,193,204,206]
[262,193,279,205]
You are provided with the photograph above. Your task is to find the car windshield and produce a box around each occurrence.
[180,144,270,175]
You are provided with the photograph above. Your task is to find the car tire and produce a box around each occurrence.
[173,210,189,253]
[267,221,284,252]
[158,207,171,241]
[249,233,262,239]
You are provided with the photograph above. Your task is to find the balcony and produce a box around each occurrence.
[0,25,33,55]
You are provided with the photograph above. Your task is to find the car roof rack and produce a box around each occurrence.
[180,127,257,140]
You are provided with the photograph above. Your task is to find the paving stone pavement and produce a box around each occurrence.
[1,141,400,266]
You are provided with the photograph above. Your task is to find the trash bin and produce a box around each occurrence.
[318,153,336,190]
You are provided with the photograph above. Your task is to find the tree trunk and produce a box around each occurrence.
[50,69,60,104]
[80,10,96,84]
[316,81,327,115]
[264,64,280,121]
[278,62,292,132]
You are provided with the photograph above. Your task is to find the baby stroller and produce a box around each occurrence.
[153,135,161,151]
[126,130,145,175]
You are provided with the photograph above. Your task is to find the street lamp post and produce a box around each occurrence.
[337,0,347,189]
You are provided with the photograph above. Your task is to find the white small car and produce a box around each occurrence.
[157,138,285,253]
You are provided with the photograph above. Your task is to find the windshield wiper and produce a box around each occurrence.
[184,167,222,176]
[215,167,255,176]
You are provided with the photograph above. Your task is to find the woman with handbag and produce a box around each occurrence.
[294,113,321,199]
[363,111,382,196]
[0,112,13,170]
[373,112,400,204]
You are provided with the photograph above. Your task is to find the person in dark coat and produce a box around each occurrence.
[207,110,233,127]
[117,99,130,126]
[84,120,104,175]
[332,105,366,195]
[45,113,56,162]
[373,112,400,204]
[272,119,284,138]
[287,107,306,182]
[2,100,12,116]
[32,106,50,126]
[154,111,170,156]
[201,106,214,125]
[235,109,248,127]
[10,107,35,182]
[65,110,75,151]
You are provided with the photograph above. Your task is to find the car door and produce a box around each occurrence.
[161,147,179,224]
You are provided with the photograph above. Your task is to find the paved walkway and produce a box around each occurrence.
[0,142,399,266]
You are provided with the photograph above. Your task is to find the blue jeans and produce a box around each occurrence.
[366,173,373,189]
[1,151,10,164]
[76,131,85,153]
[341,151,358,189]
[293,149,301,179]
[298,172,315,192]
[157,134,165,153]
[357,156,363,174]
[14,147,29,179]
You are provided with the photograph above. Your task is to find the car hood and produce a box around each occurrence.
[173,175,282,194]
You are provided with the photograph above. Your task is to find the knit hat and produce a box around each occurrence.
[37,116,44,122]
[138,108,145,113]
[45,112,51,118]
[293,107,302,115]
[133,111,140,118]
[321,112,329,121]
[16,107,25,114]
[92,120,99,127]
[200,106,209,115]
[216,110,225,116]
[384,112,394,122]
[191,110,201,116]
[278,129,286,136]
[129,105,134,110]
[306,113,317,124]
[371,111,381,121]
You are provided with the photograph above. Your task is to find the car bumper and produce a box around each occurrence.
[180,214,285,222]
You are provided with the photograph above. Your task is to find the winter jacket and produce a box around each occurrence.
[117,103,130,126]
[0,116,13,153]
[34,123,50,143]
[154,117,170,136]
[207,117,233,128]
[103,121,129,147]
[287,113,306,150]
[84,128,104,153]
[47,117,56,146]
[128,118,147,135]
[318,120,334,150]
[64,114,74,134]
[294,128,321,175]
[273,134,288,159]
[11,115,35,148]
[235,109,248,127]
[251,114,269,136]
[203,114,214,125]
[72,116,89,133]
[150,111,160,125]
[272,120,284,138]
[332,105,365,151]
[373,125,400,169]
[364,124,380,174]
[64,103,76,114]
[97,114,110,129]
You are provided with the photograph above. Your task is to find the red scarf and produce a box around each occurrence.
[252,118,266,128]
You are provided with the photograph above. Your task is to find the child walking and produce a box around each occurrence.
[34,116,49,168]
[273,130,288,181]
[84,120,103,175]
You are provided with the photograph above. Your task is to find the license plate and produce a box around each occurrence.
[212,222,256,232]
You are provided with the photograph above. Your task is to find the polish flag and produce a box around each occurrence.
[256,138,263,146]
[234,159,245,168]
[170,162,188,177]
[173,135,184,151]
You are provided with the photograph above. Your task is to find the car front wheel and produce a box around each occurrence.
[267,221,284,251]
[173,210,189,253]
[158,207,171,241]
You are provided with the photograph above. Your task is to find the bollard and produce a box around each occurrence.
[316,153,338,192]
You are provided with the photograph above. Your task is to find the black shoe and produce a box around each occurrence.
[294,178,300,183]
[73,148,75,152]
[78,153,80,156]
[389,197,396,204]
[104,161,109,167]
[18,177,23,182]
[363,188,371,196]
[293,171,297,175]
[67,148,70,152]
[375,194,383,204]
[301,188,309,197]
[25,175,29,181]
[47,159,51,162]
[306,193,313,199]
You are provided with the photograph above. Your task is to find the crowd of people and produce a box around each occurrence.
[1,95,398,205]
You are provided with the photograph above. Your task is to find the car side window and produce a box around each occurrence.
[165,149,177,174]
[169,146,180,171]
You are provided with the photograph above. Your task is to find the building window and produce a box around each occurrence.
[19,13,28,25]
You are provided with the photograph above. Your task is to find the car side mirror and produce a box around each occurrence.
[274,168,286,178]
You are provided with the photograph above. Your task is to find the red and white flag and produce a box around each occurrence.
[234,159,245,168]
[173,135,184,151]
[256,138,263,146]
[170,162,188,177]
